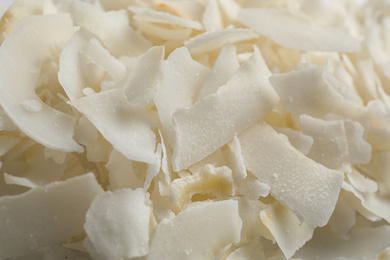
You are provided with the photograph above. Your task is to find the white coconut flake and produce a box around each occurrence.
[185,27,259,56]
[84,188,152,260]
[0,173,103,259]
[0,14,82,153]
[260,202,314,259]
[238,7,360,52]
[20,100,42,113]
[130,7,203,30]
[69,89,156,164]
[239,122,344,227]
[227,136,247,181]
[171,47,278,171]
[148,200,242,260]
[4,173,37,188]
[125,46,165,106]
[202,0,223,32]
[153,47,210,146]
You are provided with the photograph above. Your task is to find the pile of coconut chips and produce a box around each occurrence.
[1,0,390,259]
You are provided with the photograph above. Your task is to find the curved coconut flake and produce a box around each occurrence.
[270,66,368,125]
[236,176,270,200]
[260,202,314,259]
[138,22,192,40]
[169,164,234,213]
[69,89,156,164]
[295,225,390,260]
[130,7,203,30]
[197,44,240,99]
[106,149,143,191]
[0,172,103,259]
[226,237,265,260]
[219,0,241,21]
[274,127,313,155]
[238,8,360,52]
[125,46,164,106]
[80,38,126,82]
[144,144,162,191]
[58,29,91,101]
[299,114,348,168]
[227,136,247,181]
[154,0,205,20]
[147,200,242,260]
[238,122,344,227]
[3,173,37,189]
[185,27,259,56]
[84,188,152,260]
[0,14,82,153]
[202,0,223,32]
[153,47,210,146]
[70,1,151,58]
[347,167,378,193]
[0,107,17,131]
[171,48,278,171]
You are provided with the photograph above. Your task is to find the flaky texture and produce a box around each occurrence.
[0,0,390,259]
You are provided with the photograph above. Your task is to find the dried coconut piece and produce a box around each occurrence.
[226,237,265,260]
[347,167,378,194]
[238,7,360,52]
[0,172,103,259]
[236,176,270,200]
[169,164,234,213]
[260,202,314,259]
[84,188,152,260]
[138,21,193,41]
[274,127,313,156]
[171,47,278,171]
[153,47,210,146]
[0,14,82,153]
[147,200,242,260]
[185,27,259,56]
[80,38,126,82]
[70,1,151,58]
[187,148,227,175]
[270,66,367,125]
[125,46,164,106]
[239,122,344,227]
[69,89,156,164]
[106,149,143,191]
[197,44,240,99]
[227,136,247,181]
[144,144,162,191]
[3,173,36,188]
[58,30,91,101]
[235,197,273,244]
[154,0,205,21]
[202,0,223,32]
[295,225,390,260]
[130,7,203,30]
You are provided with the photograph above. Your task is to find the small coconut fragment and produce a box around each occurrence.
[239,122,344,227]
[80,37,126,82]
[144,144,162,191]
[172,48,278,171]
[70,1,151,58]
[260,202,314,259]
[69,89,156,164]
[270,66,367,125]
[226,237,265,260]
[4,173,36,188]
[169,164,234,213]
[202,0,223,32]
[130,7,203,30]
[0,14,82,153]
[185,27,259,56]
[0,173,103,259]
[227,136,247,181]
[106,149,143,190]
[236,176,270,200]
[347,167,378,193]
[197,44,240,99]
[147,200,242,260]
[84,188,152,260]
[153,47,210,146]
[296,225,390,260]
[125,46,165,106]
[274,127,313,155]
[238,8,360,52]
